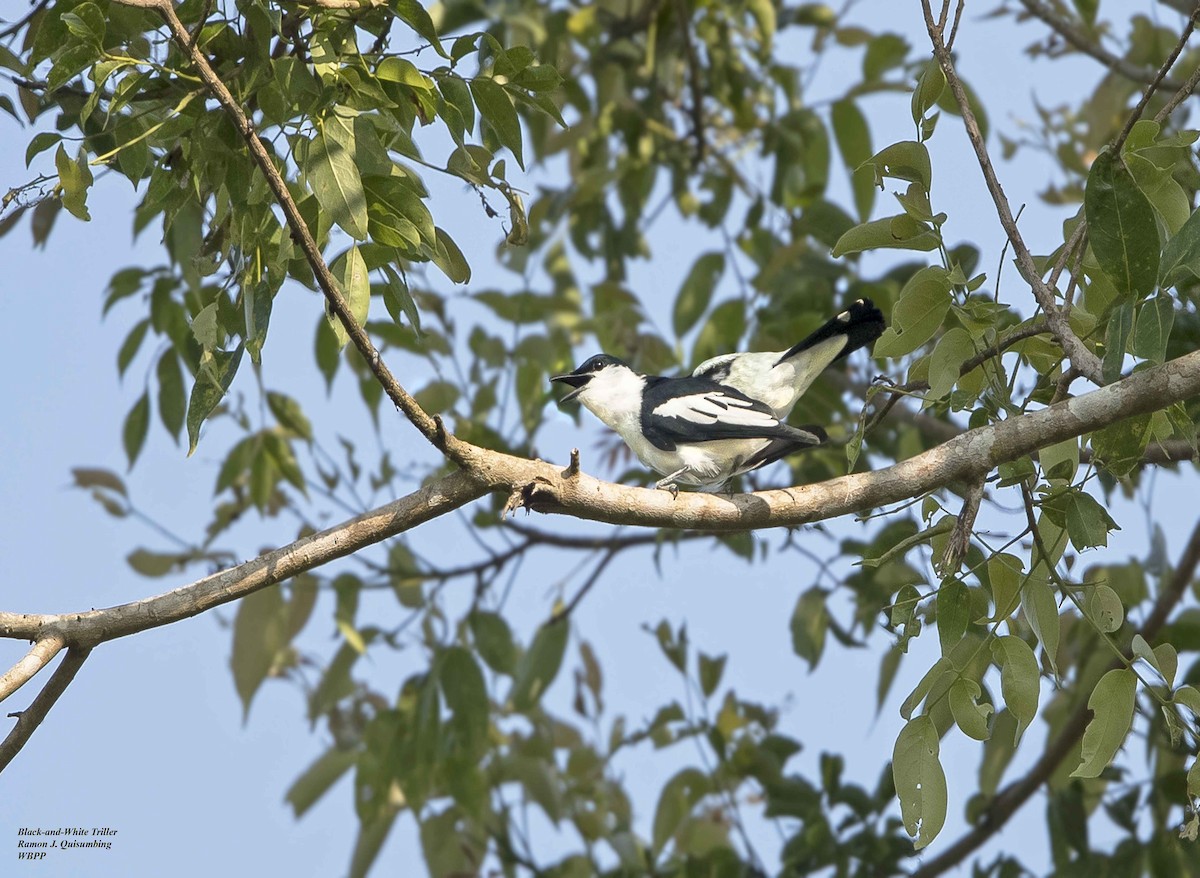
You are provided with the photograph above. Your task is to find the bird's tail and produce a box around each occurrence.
[775,298,885,368]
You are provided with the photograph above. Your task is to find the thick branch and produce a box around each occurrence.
[0,636,64,703]
[911,518,1200,877]
[0,470,487,644]
[446,348,1200,529]
[110,0,443,450]
[5,354,1197,647]
[924,6,1105,385]
[0,648,91,773]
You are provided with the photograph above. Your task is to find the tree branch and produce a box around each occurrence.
[1016,0,1183,89]
[0,470,487,644]
[0,636,64,703]
[910,517,1200,877]
[0,648,91,773]
[923,3,1106,386]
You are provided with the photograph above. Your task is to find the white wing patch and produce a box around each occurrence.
[654,392,778,428]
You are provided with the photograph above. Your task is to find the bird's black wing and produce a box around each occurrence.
[640,377,825,450]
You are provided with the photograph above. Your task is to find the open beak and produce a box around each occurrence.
[550,373,589,403]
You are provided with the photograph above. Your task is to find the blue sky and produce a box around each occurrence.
[2,3,1196,875]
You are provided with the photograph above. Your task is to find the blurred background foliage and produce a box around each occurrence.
[4,0,1200,874]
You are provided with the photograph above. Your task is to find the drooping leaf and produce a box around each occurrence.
[231,585,288,720]
[123,390,150,469]
[326,246,370,348]
[893,714,947,849]
[790,587,829,670]
[673,252,725,337]
[1072,668,1137,778]
[991,635,1040,744]
[1084,150,1159,299]
[307,110,368,240]
[510,621,569,711]
[470,78,523,170]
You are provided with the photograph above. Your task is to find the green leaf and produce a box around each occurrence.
[286,747,357,818]
[911,58,946,125]
[510,621,569,711]
[673,252,725,336]
[991,635,1040,745]
[55,143,93,221]
[1084,151,1159,299]
[1067,492,1119,551]
[936,579,970,655]
[927,327,974,399]
[1022,577,1060,676]
[123,390,150,469]
[1131,633,1176,684]
[1084,583,1124,633]
[71,467,127,497]
[381,264,421,337]
[872,266,952,357]
[949,678,992,741]
[987,552,1023,620]
[893,714,947,849]
[117,318,150,377]
[267,391,314,441]
[126,548,180,577]
[698,653,727,697]
[470,611,517,675]
[831,99,875,220]
[26,131,62,168]
[790,587,829,670]
[1090,413,1152,478]
[307,110,368,240]
[831,214,940,257]
[900,657,952,720]
[326,246,370,348]
[156,350,185,441]
[394,0,449,58]
[1159,204,1200,288]
[1131,295,1174,363]
[439,647,488,758]
[231,585,287,720]
[1102,299,1132,383]
[1040,437,1079,482]
[1071,668,1137,778]
[470,78,523,170]
[431,227,471,284]
[863,141,932,191]
[186,345,244,455]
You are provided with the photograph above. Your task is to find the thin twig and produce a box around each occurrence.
[0,0,50,40]
[1111,6,1200,154]
[923,2,1105,385]
[1016,0,1183,89]
[548,549,620,624]
[673,0,707,167]
[0,647,91,773]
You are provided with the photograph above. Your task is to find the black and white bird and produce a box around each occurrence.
[551,355,826,492]
[692,298,885,419]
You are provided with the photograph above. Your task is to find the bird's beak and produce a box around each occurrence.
[550,373,589,403]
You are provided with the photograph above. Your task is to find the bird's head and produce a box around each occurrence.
[551,354,636,405]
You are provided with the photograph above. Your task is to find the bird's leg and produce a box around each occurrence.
[655,467,691,497]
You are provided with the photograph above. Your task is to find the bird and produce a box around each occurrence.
[692,298,885,420]
[551,354,827,492]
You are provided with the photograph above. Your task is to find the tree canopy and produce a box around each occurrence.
[3,0,1200,875]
